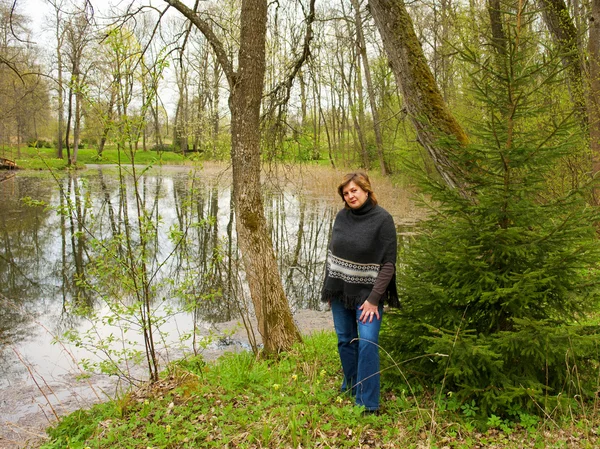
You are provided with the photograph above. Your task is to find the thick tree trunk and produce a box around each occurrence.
[229,0,301,354]
[590,0,600,174]
[368,0,469,189]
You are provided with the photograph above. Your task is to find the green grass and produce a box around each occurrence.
[1,145,189,169]
[40,332,600,449]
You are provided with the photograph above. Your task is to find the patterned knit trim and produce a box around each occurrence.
[326,250,380,285]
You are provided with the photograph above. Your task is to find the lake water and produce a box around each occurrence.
[0,164,417,446]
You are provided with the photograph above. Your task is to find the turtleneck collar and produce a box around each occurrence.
[350,196,375,215]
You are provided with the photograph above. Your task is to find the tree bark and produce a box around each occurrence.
[590,0,600,174]
[55,13,65,159]
[72,67,81,165]
[368,0,469,189]
[487,0,507,56]
[164,0,302,354]
[351,0,387,175]
[537,0,588,132]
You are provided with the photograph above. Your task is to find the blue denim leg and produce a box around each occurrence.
[331,299,358,395]
[355,303,383,411]
[331,299,384,411]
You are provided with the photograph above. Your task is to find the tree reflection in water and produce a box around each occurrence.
[0,168,335,388]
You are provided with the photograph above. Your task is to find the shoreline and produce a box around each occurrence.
[0,309,334,449]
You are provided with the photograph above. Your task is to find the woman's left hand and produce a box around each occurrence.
[359,301,380,324]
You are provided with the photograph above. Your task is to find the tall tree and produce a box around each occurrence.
[368,0,469,189]
[351,0,388,175]
[49,0,67,159]
[384,4,600,414]
[164,0,302,354]
[590,0,600,175]
[64,5,93,165]
[0,0,48,151]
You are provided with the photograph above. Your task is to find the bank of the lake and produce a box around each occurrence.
[0,146,189,170]
[0,163,422,448]
[2,310,334,449]
[39,330,600,449]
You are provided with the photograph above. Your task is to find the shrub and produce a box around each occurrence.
[27,139,52,148]
[151,143,173,152]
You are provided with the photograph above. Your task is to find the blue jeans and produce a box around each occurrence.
[331,299,383,411]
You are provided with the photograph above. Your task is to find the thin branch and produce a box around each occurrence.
[9,0,34,45]
[163,0,236,88]
[0,54,25,82]
[263,0,317,117]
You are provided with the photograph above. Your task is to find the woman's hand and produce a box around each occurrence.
[359,301,380,324]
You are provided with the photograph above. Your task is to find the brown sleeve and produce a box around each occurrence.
[365,262,395,306]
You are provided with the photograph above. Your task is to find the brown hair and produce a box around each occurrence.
[337,171,378,208]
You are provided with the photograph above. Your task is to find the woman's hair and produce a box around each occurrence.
[337,171,378,208]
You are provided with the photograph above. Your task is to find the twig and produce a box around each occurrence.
[11,347,60,421]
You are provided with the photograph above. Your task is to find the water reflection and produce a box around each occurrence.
[0,168,337,388]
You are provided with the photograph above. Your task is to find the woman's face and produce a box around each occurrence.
[342,181,369,209]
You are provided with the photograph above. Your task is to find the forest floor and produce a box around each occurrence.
[33,324,600,449]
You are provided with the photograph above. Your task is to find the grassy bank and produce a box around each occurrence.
[40,332,599,449]
[1,146,188,170]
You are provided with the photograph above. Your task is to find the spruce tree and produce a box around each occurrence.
[383,2,600,416]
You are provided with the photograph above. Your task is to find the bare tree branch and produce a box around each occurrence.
[0,54,25,82]
[163,0,236,87]
[263,0,316,117]
[9,0,34,45]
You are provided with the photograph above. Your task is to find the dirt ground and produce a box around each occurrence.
[0,309,333,449]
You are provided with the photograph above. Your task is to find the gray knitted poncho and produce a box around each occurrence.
[321,198,399,308]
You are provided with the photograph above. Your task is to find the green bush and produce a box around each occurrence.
[27,139,52,149]
[151,143,173,152]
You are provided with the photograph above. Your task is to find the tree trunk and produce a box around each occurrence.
[212,60,220,157]
[71,70,81,165]
[537,0,588,132]
[368,0,469,189]
[164,0,302,354]
[57,36,65,159]
[65,85,72,164]
[487,0,507,56]
[590,0,600,175]
[351,0,387,175]
[229,0,302,354]
[98,88,115,157]
[338,46,369,168]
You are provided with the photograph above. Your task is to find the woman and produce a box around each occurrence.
[322,171,398,413]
